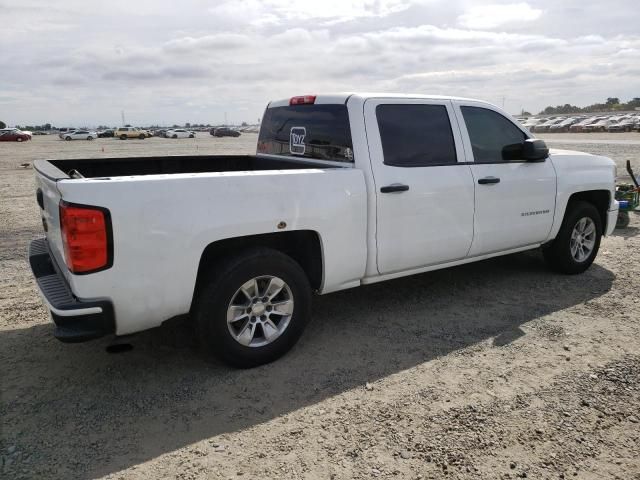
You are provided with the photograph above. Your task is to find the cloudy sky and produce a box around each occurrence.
[2,0,639,126]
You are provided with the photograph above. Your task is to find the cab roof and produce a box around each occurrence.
[267,92,490,108]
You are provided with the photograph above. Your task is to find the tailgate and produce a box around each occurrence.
[34,161,68,282]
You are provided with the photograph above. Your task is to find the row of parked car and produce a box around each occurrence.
[519,114,640,133]
[55,126,243,141]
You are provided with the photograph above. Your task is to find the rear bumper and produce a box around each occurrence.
[29,238,115,343]
[606,201,620,236]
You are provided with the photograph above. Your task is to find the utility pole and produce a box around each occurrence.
[121,110,126,126]
[224,112,228,126]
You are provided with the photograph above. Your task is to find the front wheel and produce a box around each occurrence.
[120,135,127,140]
[543,201,602,274]
[189,134,194,138]
[87,136,93,140]
[139,134,145,139]
[17,137,23,142]
[194,248,311,368]
[65,136,72,141]
[172,134,178,138]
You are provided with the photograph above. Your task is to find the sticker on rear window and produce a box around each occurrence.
[290,127,306,155]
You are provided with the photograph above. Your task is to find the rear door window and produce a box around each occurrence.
[376,104,457,167]
[258,104,353,162]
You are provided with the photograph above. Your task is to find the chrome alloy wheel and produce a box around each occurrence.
[570,217,596,262]
[226,276,294,347]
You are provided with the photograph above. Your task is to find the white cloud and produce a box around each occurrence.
[163,34,251,52]
[458,3,543,29]
[213,0,412,22]
[1,0,639,125]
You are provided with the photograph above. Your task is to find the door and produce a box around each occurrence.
[453,102,556,256]
[364,99,476,275]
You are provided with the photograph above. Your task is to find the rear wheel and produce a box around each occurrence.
[65,136,72,141]
[172,134,178,138]
[17,137,23,142]
[194,248,311,368]
[189,134,194,138]
[543,201,602,274]
[120,135,127,140]
[139,134,145,139]
[87,136,93,140]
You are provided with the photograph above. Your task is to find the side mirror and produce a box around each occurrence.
[522,138,549,162]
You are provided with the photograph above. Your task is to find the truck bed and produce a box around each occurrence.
[46,155,341,179]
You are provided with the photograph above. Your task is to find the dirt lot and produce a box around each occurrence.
[1,134,639,480]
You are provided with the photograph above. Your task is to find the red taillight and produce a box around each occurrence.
[59,201,112,274]
[289,95,316,105]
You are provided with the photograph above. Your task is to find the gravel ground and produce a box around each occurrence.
[1,133,639,480]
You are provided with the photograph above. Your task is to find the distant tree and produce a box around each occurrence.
[241,121,248,126]
[521,111,532,116]
[44,123,51,131]
[538,96,640,114]
[185,122,191,128]
[627,97,640,108]
[0,120,6,129]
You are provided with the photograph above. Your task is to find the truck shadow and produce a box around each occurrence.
[2,251,614,479]
[611,225,639,239]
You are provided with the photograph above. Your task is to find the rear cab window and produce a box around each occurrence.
[258,104,354,163]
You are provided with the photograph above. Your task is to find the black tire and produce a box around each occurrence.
[87,136,93,140]
[616,211,630,229]
[65,136,72,141]
[172,134,178,138]
[120,135,127,140]
[543,201,602,274]
[194,248,311,368]
[139,134,145,139]
[17,137,23,142]
[189,134,194,138]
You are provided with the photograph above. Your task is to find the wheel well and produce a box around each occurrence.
[568,190,610,227]
[192,230,323,308]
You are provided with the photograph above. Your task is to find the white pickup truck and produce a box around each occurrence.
[29,93,619,367]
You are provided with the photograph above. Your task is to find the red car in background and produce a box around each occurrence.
[0,128,31,142]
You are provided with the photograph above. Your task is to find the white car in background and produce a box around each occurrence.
[583,118,611,132]
[521,118,543,128]
[60,130,98,141]
[570,117,599,132]
[165,129,195,139]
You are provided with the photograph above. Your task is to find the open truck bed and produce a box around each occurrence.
[41,154,344,179]
[31,152,367,344]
